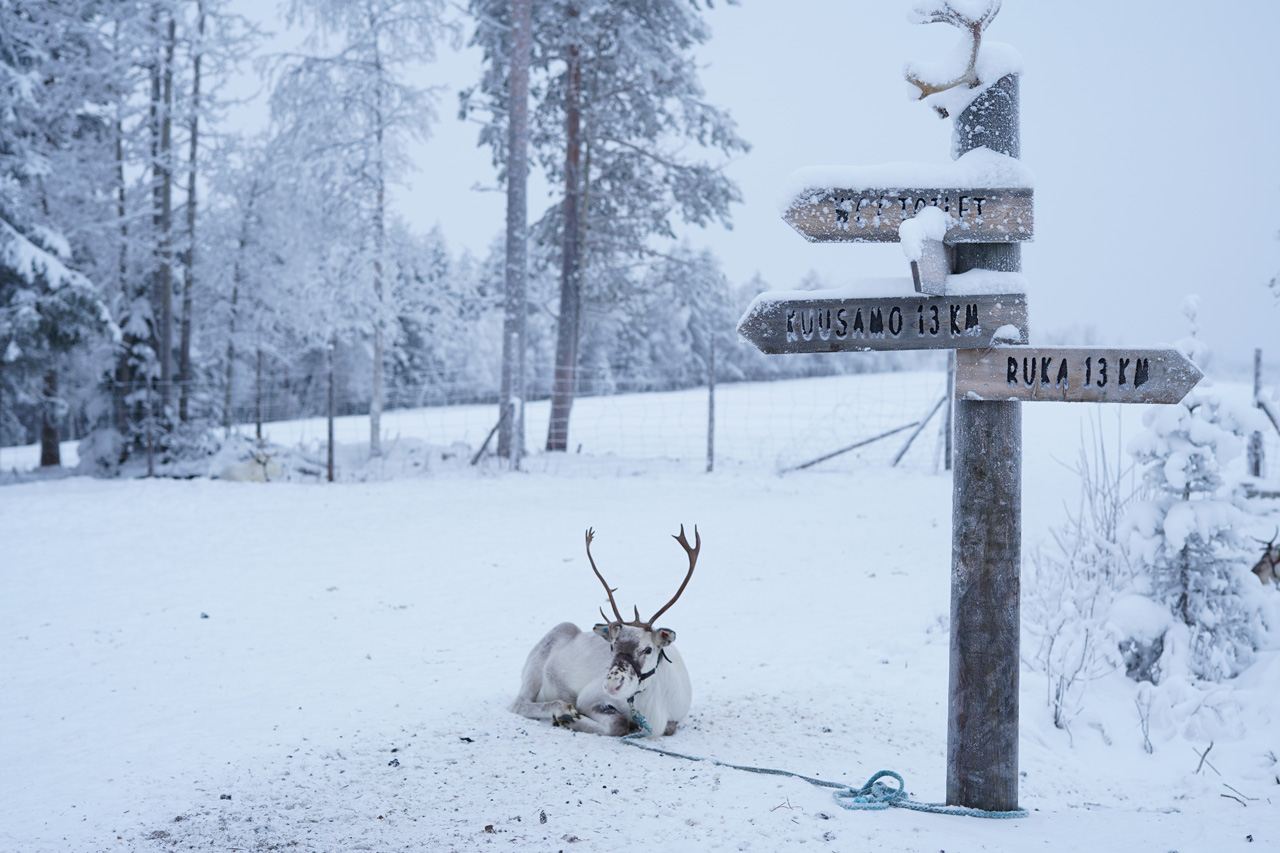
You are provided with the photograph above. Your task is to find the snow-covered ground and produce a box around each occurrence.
[2,373,1278,852]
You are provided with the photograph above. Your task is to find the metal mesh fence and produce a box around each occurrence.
[1,361,960,477]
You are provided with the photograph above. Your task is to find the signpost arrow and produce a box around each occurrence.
[737,277,1028,355]
[784,185,1033,244]
[955,345,1203,404]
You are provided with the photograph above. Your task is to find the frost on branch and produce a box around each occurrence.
[903,0,1021,119]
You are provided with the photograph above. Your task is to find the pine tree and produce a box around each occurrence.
[462,0,749,450]
[0,0,117,466]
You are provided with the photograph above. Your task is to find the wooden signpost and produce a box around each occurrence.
[784,186,1033,244]
[737,285,1029,354]
[739,15,1202,816]
[956,346,1203,404]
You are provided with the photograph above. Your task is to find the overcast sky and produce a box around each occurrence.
[235,1,1280,377]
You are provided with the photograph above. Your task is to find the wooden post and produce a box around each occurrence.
[254,346,264,447]
[947,73,1021,813]
[327,336,336,483]
[145,376,155,478]
[706,332,716,474]
[1248,348,1264,478]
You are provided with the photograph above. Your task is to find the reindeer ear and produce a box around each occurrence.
[654,628,676,647]
[593,623,611,640]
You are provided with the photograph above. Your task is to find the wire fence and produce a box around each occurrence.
[5,355,1278,482]
[0,360,961,478]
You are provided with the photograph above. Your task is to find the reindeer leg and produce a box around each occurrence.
[510,623,582,721]
[563,685,632,737]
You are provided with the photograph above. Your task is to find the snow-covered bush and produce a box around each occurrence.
[1124,388,1270,681]
[1025,413,1136,730]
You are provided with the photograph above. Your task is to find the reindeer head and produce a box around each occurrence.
[585,526,699,700]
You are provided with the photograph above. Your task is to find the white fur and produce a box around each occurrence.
[510,623,691,737]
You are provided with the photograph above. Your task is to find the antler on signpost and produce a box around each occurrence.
[647,525,701,627]
[586,528,625,624]
[905,0,1002,106]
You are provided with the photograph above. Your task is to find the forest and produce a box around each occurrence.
[0,0,938,474]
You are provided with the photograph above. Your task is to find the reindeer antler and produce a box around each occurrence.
[905,0,1002,110]
[647,525,700,626]
[586,526,701,628]
[1253,526,1280,548]
[585,528,625,624]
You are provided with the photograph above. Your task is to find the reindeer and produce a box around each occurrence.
[510,526,698,737]
[1253,529,1280,586]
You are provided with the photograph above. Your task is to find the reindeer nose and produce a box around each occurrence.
[604,665,635,695]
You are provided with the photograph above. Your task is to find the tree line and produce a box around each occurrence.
[1,0,925,473]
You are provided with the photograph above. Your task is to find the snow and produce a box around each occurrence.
[740,269,1025,314]
[1109,595,1174,644]
[744,276,916,307]
[991,323,1022,343]
[0,216,91,292]
[898,205,951,263]
[778,146,1035,213]
[944,267,1026,295]
[907,40,1024,120]
[3,375,1279,852]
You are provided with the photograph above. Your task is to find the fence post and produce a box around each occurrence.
[146,376,155,478]
[706,333,716,473]
[327,336,336,483]
[1248,348,1264,478]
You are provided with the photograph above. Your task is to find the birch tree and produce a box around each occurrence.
[274,0,447,456]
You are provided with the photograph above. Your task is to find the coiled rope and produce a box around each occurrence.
[623,710,1027,819]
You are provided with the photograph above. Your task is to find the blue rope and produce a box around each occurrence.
[620,711,1027,820]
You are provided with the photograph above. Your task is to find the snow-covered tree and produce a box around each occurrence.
[1123,300,1272,681]
[1,0,117,465]
[462,0,749,450]
[272,0,448,456]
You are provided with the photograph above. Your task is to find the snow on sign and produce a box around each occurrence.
[955,346,1204,404]
[784,186,1033,244]
[737,279,1028,355]
[779,148,1036,244]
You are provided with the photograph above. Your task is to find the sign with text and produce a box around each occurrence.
[955,346,1203,404]
[784,187,1033,244]
[737,291,1029,355]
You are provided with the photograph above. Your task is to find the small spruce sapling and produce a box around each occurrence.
[1123,297,1271,681]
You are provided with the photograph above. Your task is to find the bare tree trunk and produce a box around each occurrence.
[368,20,386,458]
[224,178,258,435]
[152,9,176,410]
[114,107,131,438]
[180,2,205,423]
[498,0,532,466]
[546,9,583,452]
[40,369,60,468]
[224,281,238,434]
